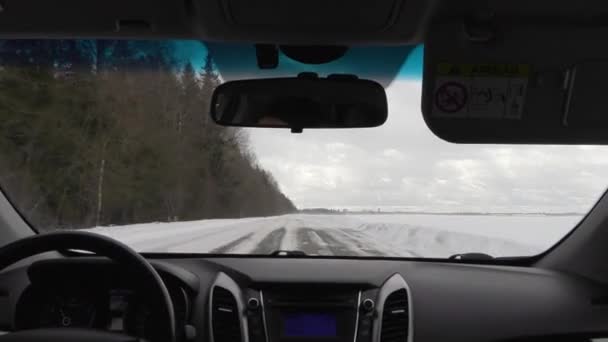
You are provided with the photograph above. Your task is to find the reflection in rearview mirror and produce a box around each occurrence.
[210,76,388,133]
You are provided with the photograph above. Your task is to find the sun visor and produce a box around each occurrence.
[422,19,608,144]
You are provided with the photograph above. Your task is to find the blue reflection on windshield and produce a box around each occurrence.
[205,42,421,86]
[0,40,423,86]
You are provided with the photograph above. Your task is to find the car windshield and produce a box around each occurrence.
[0,39,602,258]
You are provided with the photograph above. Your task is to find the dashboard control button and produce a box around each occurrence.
[184,324,197,341]
[359,318,373,338]
[247,297,260,310]
[362,299,375,311]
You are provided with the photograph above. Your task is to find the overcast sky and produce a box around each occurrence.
[246,80,608,214]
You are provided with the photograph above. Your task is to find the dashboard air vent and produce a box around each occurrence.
[212,286,242,342]
[380,289,409,342]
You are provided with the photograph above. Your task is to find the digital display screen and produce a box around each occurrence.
[283,313,337,338]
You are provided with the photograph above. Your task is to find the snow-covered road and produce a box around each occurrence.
[86,214,581,258]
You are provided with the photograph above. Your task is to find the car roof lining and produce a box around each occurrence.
[2,0,608,44]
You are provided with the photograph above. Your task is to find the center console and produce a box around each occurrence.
[210,274,411,342]
[258,287,363,342]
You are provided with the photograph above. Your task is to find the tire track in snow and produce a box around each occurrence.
[251,227,286,254]
[337,229,388,256]
[344,228,421,257]
[211,233,255,253]
[352,224,434,257]
[144,223,253,252]
[111,219,266,252]
[312,229,377,256]
[295,228,333,256]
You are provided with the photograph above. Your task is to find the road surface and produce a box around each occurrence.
[86,214,551,258]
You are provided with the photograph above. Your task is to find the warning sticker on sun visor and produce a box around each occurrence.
[432,63,530,119]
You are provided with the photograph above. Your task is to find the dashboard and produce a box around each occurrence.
[1,256,608,342]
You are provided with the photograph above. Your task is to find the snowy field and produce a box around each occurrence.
[86,214,583,258]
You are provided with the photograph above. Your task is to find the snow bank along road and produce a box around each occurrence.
[87,214,581,258]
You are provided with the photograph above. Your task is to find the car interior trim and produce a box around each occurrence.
[353,291,362,342]
[374,274,413,342]
[259,290,270,342]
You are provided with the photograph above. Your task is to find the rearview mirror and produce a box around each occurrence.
[210,76,387,132]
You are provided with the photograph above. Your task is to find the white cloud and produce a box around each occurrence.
[246,80,608,213]
[382,148,406,161]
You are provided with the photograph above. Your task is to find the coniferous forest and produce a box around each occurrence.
[0,40,295,231]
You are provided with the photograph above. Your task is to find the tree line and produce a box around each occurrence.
[0,40,296,231]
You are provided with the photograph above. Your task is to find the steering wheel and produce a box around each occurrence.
[0,231,176,342]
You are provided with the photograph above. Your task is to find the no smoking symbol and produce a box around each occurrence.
[435,82,468,113]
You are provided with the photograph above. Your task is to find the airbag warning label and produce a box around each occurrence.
[432,63,529,119]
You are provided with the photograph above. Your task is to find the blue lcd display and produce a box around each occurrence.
[283,313,337,338]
